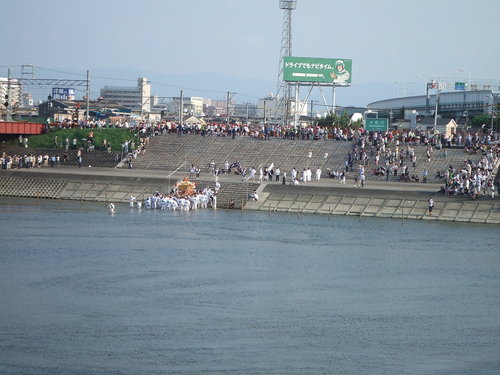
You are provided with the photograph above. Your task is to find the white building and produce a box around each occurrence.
[368,90,498,119]
[257,96,308,124]
[100,77,151,113]
[0,77,22,109]
[166,96,204,117]
[21,93,34,108]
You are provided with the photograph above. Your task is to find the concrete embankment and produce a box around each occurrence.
[1,168,499,224]
[0,167,256,209]
[0,168,180,203]
[245,180,500,224]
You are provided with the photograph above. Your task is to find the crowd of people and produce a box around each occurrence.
[3,116,499,202]
[71,119,350,141]
[1,151,69,169]
[339,128,500,186]
[137,186,218,211]
[439,151,499,199]
[206,158,348,187]
[0,129,150,170]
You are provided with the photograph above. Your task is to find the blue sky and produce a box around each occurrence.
[1,0,499,108]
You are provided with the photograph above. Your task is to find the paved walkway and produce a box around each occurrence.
[2,166,498,223]
[2,165,443,194]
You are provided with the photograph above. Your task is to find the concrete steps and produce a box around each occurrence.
[131,134,354,178]
[184,178,260,209]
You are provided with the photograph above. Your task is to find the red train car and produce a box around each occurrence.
[0,121,45,135]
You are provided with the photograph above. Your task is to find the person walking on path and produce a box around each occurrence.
[428,198,434,216]
[77,148,83,168]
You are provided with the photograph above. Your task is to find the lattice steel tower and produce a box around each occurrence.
[275,0,297,124]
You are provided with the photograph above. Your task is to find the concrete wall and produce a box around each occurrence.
[244,183,500,225]
[0,171,176,203]
[1,170,499,224]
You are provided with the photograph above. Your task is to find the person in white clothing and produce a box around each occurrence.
[316,167,322,182]
[250,190,259,201]
[290,168,297,184]
[428,198,434,216]
[246,167,256,181]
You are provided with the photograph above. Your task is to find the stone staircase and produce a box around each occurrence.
[129,133,354,176]
[129,134,491,185]
[2,135,491,188]
[188,178,259,209]
[364,145,480,184]
[216,181,260,209]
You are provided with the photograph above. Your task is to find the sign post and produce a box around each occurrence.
[365,118,388,132]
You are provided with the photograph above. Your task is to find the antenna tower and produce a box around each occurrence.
[276,0,296,125]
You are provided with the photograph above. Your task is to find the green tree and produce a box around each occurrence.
[318,110,362,129]
[470,114,490,128]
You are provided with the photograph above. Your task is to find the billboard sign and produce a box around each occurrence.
[454,82,466,91]
[284,56,352,84]
[52,88,75,100]
[365,118,388,132]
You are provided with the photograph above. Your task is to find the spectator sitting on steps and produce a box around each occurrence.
[250,190,259,201]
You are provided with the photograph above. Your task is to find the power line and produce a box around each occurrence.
[3,65,272,104]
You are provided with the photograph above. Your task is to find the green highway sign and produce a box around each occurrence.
[365,118,388,132]
[284,56,352,84]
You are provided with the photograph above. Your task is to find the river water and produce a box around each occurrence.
[0,197,499,375]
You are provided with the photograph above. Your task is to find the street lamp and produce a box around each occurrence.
[487,94,495,134]
[415,75,429,92]
[394,81,413,97]
[458,69,481,91]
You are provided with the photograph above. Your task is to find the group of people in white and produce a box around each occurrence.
[441,153,498,199]
[129,187,218,212]
[209,158,331,186]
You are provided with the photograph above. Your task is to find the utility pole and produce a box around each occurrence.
[86,70,90,122]
[6,68,12,121]
[246,103,249,126]
[139,77,143,119]
[310,99,316,120]
[179,89,184,132]
[294,83,300,128]
[491,107,494,134]
[433,89,440,133]
[226,91,231,127]
[226,91,230,126]
[263,99,267,126]
[425,80,436,116]
[491,100,496,135]
[332,86,336,115]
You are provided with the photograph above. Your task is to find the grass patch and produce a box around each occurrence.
[7,127,140,151]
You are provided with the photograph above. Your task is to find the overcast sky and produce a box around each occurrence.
[1,0,498,108]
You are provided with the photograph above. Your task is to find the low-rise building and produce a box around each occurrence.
[100,77,151,113]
